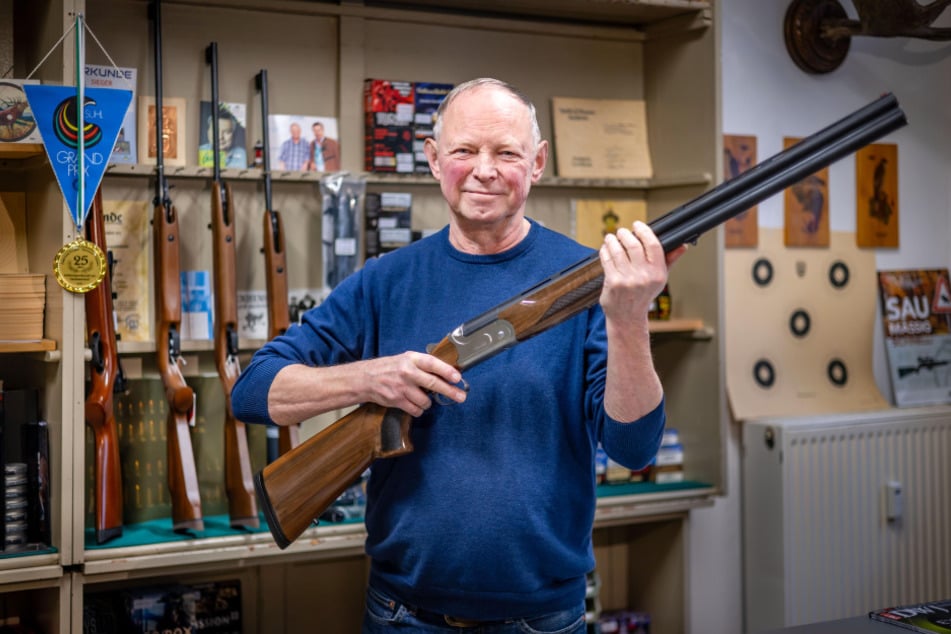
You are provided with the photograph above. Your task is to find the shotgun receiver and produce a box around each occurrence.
[255,93,908,549]
[256,69,300,459]
[84,187,125,544]
[207,42,259,529]
[151,0,203,532]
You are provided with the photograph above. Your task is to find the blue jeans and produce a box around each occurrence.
[362,585,586,633]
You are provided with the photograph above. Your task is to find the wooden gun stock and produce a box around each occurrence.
[84,188,124,545]
[256,68,301,457]
[256,93,908,549]
[154,201,204,532]
[262,206,300,454]
[211,177,259,528]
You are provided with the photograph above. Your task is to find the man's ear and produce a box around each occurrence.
[424,138,440,178]
[532,140,549,182]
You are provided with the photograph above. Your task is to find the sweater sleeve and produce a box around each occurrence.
[602,398,666,470]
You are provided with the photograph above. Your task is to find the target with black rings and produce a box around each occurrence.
[753,359,776,388]
[827,358,848,387]
[789,309,811,338]
[829,260,850,289]
[752,258,774,287]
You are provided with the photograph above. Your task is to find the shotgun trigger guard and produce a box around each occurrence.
[433,377,470,406]
[448,319,517,369]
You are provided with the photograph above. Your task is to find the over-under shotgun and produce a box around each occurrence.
[150,0,203,532]
[84,187,125,544]
[207,42,258,529]
[255,93,908,549]
[256,69,300,458]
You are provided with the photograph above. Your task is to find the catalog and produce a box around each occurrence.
[878,269,951,407]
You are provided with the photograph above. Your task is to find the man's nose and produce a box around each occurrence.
[472,151,497,178]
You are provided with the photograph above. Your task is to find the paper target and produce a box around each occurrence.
[725,228,888,420]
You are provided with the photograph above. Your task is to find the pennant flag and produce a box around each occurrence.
[23,84,132,230]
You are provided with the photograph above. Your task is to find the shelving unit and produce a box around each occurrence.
[1,0,722,631]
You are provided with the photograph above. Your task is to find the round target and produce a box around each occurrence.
[829,260,850,289]
[827,358,848,386]
[752,258,774,287]
[789,309,811,337]
[753,359,776,388]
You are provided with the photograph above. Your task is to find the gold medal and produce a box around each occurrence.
[53,237,106,293]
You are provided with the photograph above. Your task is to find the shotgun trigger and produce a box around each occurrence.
[433,377,470,406]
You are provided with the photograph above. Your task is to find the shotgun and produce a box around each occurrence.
[255,69,300,459]
[207,42,259,529]
[255,92,907,549]
[84,187,126,544]
[151,0,203,532]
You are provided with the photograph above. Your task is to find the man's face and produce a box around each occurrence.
[290,123,301,140]
[218,118,234,150]
[312,123,324,141]
[424,86,546,230]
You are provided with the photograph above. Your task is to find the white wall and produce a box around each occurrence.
[689,2,951,632]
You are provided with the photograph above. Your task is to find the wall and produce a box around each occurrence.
[690,2,951,633]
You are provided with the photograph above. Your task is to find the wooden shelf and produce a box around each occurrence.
[0,339,57,354]
[0,143,44,160]
[105,162,711,191]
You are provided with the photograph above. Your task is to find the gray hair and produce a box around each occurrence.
[432,78,542,149]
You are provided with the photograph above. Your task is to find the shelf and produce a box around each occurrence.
[363,0,712,29]
[0,143,44,160]
[80,485,715,578]
[0,551,62,588]
[105,162,711,191]
[0,339,58,354]
[113,322,708,356]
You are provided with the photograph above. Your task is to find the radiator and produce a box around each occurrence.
[742,406,951,632]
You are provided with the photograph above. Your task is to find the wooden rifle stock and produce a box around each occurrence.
[152,0,203,532]
[256,68,300,456]
[84,188,124,544]
[255,93,908,549]
[207,42,258,529]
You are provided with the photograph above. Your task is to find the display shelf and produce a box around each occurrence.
[105,161,711,191]
[0,339,57,353]
[0,143,44,160]
[0,552,62,588]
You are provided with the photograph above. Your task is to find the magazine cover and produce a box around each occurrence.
[878,269,951,407]
[267,114,339,172]
[198,100,247,168]
[870,599,951,632]
[85,64,137,164]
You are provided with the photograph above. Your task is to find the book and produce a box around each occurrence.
[551,96,653,179]
[137,96,187,166]
[102,199,152,343]
[84,64,137,164]
[870,599,951,632]
[267,113,339,173]
[0,79,42,143]
[364,79,415,173]
[198,100,248,169]
[877,269,951,407]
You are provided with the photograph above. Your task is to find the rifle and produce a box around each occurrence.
[255,93,908,549]
[84,187,125,544]
[897,356,950,378]
[150,0,203,532]
[207,42,259,529]
[255,69,300,459]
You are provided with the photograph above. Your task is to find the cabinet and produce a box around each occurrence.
[1,0,721,631]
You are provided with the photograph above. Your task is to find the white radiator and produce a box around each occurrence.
[742,406,951,632]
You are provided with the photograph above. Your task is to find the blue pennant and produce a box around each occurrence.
[22,84,132,230]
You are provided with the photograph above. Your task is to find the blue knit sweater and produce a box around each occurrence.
[231,219,665,619]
